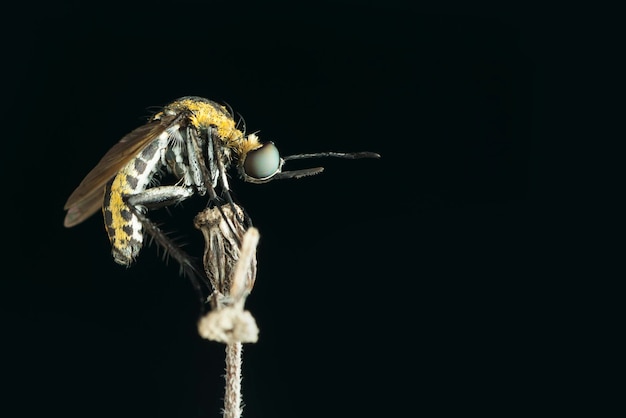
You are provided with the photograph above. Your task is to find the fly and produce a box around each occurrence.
[63,96,379,292]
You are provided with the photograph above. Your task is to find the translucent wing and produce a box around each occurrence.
[64,114,179,227]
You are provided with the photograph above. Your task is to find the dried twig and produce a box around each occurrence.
[194,205,259,418]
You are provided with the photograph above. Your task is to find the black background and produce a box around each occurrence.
[3,2,565,417]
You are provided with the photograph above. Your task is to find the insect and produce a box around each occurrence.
[63,96,379,291]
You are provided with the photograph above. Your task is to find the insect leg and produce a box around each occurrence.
[125,186,211,299]
[126,185,194,210]
[207,126,247,226]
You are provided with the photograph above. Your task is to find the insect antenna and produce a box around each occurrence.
[268,150,381,181]
[283,151,381,161]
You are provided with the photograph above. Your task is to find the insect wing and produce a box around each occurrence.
[64,190,105,228]
[63,114,179,227]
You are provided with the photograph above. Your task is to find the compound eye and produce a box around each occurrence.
[244,142,281,179]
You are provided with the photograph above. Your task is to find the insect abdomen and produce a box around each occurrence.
[103,138,167,266]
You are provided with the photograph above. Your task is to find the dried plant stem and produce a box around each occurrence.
[194,205,259,418]
[223,342,243,418]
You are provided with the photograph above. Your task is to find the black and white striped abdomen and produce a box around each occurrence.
[103,134,171,266]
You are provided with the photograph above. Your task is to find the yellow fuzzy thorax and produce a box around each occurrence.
[164,98,262,158]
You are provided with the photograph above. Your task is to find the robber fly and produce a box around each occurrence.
[63,96,379,289]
